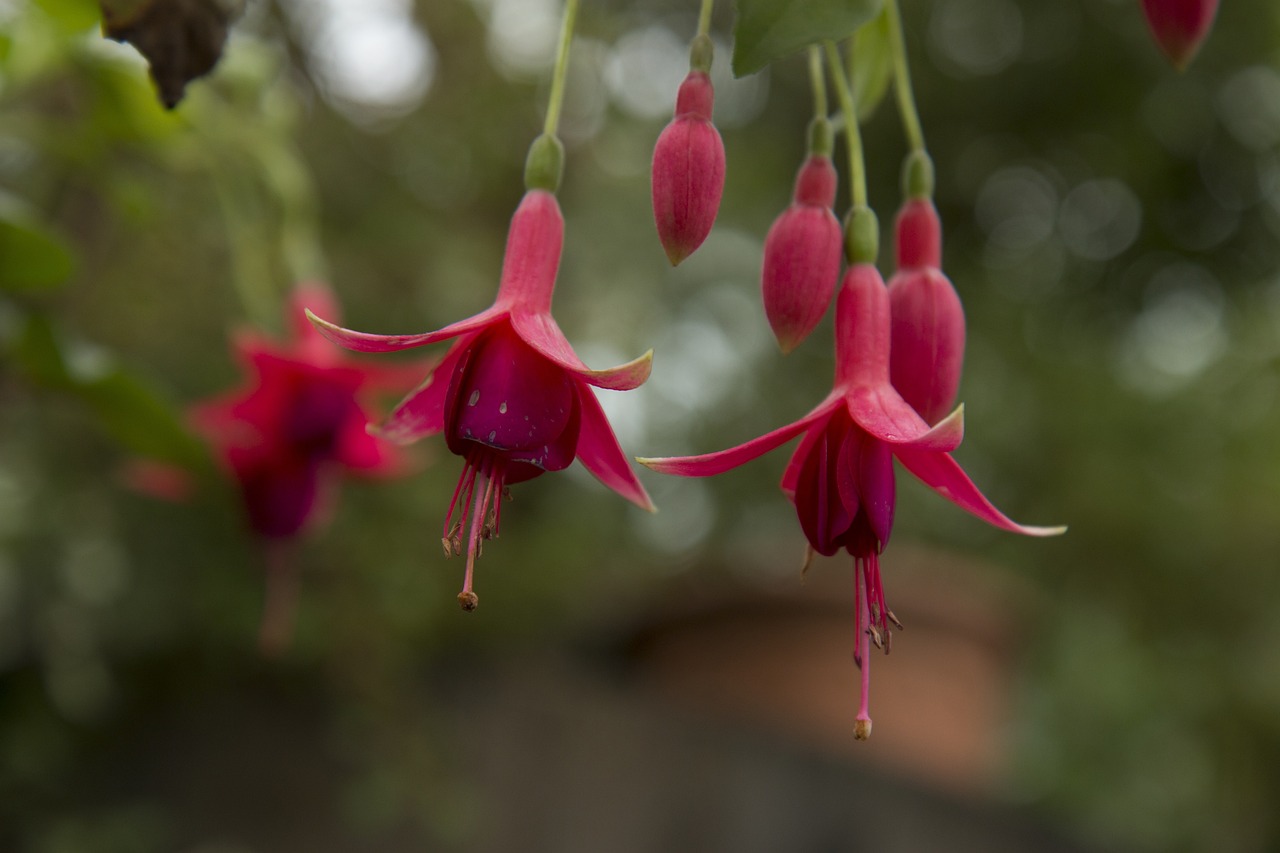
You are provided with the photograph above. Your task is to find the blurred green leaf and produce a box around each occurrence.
[851,5,892,120]
[9,312,206,467]
[0,216,76,293]
[732,0,883,76]
[32,0,101,31]
[9,312,74,388]
[77,368,207,466]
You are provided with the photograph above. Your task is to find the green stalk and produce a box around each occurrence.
[824,40,866,210]
[543,0,581,138]
[886,0,925,154]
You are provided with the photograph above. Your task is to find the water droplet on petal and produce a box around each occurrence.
[468,390,481,407]
[499,402,508,414]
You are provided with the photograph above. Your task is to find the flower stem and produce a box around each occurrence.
[886,0,925,155]
[697,0,714,38]
[824,40,866,210]
[808,45,827,121]
[543,0,581,138]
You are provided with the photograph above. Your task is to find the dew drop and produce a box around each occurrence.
[468,390,480,407]
[488,430,497,441]
[499,402,508,414]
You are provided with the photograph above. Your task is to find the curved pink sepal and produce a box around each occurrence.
[575,387,655,512]
[511,311,652,391]
[847,386,963,451]
[374,338,476,445]
[307,306,505,354]
[894,447,1067,537]
[639,402,834,478]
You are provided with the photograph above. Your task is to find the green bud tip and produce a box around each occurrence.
[807,117,833,157]
[690,34,714,73]
[524,133,564,193]
[902,150,935,199]
[844,206,880,265]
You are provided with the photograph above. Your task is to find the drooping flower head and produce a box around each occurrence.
[641,261,1063,738]
[652,57,726,265]
[761,152,843,353]
[184,284,421,651]
[1141,0,1219,69]
[887,195,965,425]
[310,189,654,611]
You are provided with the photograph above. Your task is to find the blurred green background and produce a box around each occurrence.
[3,0,1280,850]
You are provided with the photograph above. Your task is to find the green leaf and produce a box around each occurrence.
[851,5,893,121]
[8,312,207,467]
[77,369,208,467]
[0,216,76,292]
[9,313,74,388]
[732,0,884,77]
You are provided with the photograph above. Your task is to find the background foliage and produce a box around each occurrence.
[3,0,1280,850]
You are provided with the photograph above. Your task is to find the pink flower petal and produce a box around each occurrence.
[847,386,964,451]
[306,305,506,354]
[893,447,1067,537]
[639,402,835,477]
[376,337,476,445]
[510,311,652,391]
[574,386,655,512]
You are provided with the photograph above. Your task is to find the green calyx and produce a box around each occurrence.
[844,205,880,264]
[902,150,934,199]
[807,117,833,157]
[524,133,564,193]
[690,34,714,73]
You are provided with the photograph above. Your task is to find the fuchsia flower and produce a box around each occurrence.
[309,189,654,610]
[641,265,1063,738]
[652,69,726,265]
[888,197,965,425]
[192,284,415,540]
[1141,0,1219,69]
[761,154,843,353]
[186,284,421,652]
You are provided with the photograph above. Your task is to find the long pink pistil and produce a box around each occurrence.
[854,558,873,740]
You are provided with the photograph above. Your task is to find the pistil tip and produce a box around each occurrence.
[854,717,873,741]
[458,591,479,611]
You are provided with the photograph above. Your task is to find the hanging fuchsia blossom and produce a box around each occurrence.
[1141,0,1219,69]
[652,69,725,265]
[310,189,654,610]
[761,154,843,353]
[184,284,421,652]
[641,264,1063,738]
[888,197,965,425]
[192,285,416,539]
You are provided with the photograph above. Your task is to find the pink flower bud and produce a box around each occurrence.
[1141,0,1219,70]
[651,71,725,265]
[888,198,965,425]
[761,155,843,353]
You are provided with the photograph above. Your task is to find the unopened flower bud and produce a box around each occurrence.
[651,70,725,265]
[888,198,965,425]
[761,155,842,353]
[1141,0,1219,70]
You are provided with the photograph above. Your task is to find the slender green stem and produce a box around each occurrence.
[808,45,827,120]
[886,0,925,154]
[543,0,581,138]
[697,0,714,38]
[824,40,866,209]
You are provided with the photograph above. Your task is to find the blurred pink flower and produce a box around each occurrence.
[651,70,725,265]
[175,284,422,652]
[310,189,654,610]
[1141,0,1219,69]
[641,264,1062,738]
